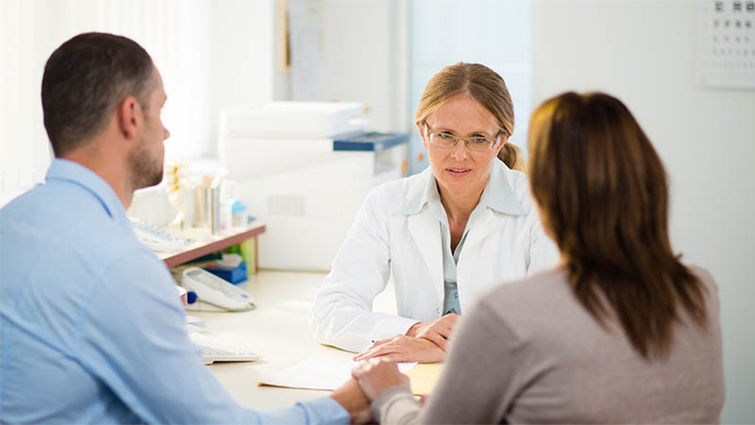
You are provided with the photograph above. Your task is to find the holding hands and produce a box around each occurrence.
[342,315,457,421]
[335,358,413,424]
[330,379,372,424]
[352,358,410,401]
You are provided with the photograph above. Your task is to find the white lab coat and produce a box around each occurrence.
[311,160,559,352]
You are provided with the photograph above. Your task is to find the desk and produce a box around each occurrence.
[189,270,399,409]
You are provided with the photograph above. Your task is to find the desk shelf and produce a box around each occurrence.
[158,222,266,268]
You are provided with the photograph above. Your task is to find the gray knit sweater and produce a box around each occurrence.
[371,267,724,424]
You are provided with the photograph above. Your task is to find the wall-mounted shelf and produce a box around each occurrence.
[158,221,266,268]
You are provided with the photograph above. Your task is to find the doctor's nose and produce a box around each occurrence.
[450,140,468,160]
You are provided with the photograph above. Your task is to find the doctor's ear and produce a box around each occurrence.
[416,121,430,148]
[493,131,510,155]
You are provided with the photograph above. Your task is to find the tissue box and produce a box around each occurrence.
[202,262,247,284]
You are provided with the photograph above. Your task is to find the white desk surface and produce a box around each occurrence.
[190,270,397,409]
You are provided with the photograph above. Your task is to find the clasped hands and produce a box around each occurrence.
[333,314,457,423]
[353,313,458,363]
[331,358,413,424]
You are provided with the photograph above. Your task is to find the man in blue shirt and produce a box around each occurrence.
[0,32,367,424]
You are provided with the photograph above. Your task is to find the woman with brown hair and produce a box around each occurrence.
[349,92,724,424]
[311,63,558,361]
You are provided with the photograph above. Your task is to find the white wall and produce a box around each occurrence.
[280,0,408,133]
[208,0,275,159]
[533,1,755,422]
[0,0,275,205]
[319,0,408,132]
[0,0,211,204]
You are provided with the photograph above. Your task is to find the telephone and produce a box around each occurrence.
[181,267,254,312]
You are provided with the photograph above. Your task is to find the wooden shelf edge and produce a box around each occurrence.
[162,224,266,268]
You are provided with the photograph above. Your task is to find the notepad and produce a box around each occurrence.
[405,363,444,395]
[258,357,443,395]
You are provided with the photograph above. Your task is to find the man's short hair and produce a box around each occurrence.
[41,32,155,157]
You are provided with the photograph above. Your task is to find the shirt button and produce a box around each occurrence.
[435,308,441,314]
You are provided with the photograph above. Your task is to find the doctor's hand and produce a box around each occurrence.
[352,358,411,401]
[405,313,459,351]
[353,335,444,363]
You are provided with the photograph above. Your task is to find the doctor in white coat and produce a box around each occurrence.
[311,63,558,361]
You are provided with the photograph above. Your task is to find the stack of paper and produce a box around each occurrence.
[259,357,442,395]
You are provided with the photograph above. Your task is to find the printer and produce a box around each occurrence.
[219,102,408,271]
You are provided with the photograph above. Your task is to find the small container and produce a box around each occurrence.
[231,200,247,228]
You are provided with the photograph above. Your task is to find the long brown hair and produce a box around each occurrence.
[415,62,524,171]
[528,92,708,359]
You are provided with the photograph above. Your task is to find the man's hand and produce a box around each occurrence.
[330,378,372,424]
[352,358,411,401]
[406,313,459,350]
[353,335,444,363]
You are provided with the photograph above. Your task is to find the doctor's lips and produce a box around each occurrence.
[446,167,472,176]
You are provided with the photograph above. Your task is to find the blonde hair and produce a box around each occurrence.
[498,143,526,173]
[415,62,522,170]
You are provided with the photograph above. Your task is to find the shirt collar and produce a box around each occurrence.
[45,158,128,223]
[402,159,524,216]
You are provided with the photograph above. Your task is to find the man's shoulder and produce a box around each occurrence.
[2,181,146,269]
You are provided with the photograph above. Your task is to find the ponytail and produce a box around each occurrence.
[498,143,527,173]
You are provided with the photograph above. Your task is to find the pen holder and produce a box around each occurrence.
[192,186,220,234]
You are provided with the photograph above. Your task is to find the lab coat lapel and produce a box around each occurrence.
[463,208,500,252]
[407,212,444,304]
[456,209,500,309]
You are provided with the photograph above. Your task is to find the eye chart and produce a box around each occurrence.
[697,0,755,88]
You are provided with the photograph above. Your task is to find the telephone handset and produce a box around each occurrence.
[181,267,254,312]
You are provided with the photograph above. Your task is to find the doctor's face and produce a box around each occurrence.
[419,93,505,202]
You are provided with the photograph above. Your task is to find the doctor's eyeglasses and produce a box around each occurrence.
[424,122,503,152]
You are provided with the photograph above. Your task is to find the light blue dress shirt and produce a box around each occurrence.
[0,159,348,424]
[409,159,524,315]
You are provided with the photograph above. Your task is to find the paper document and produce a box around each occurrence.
[405,363,444,395]
[259,357,417,392]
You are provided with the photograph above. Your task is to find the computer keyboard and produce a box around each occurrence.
[188,332,261,364]
[130,219,193,252]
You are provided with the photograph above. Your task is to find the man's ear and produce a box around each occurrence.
[117,95,140,141]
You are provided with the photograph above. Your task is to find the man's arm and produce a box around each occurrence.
[79,249,349,424]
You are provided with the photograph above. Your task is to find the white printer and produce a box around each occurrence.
[219,102,408,271]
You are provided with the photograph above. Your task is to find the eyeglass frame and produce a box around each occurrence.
[422,121,506,152]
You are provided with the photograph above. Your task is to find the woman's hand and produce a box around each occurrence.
[352,358,411,401]
[353,335,445,363]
